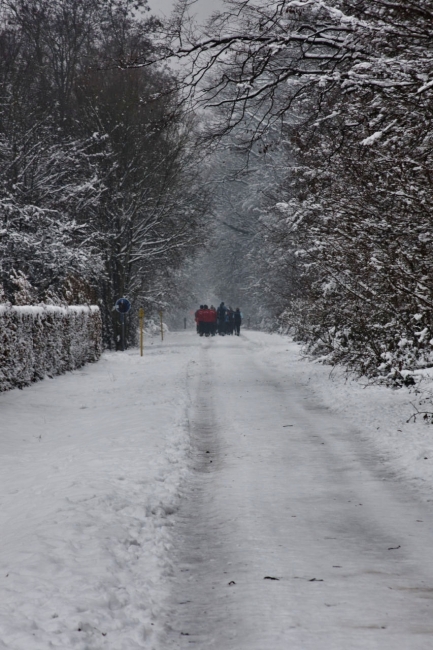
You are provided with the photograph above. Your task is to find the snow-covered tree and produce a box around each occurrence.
[0,0,211,346]
[162,0,433,375]
[262,1,433,375]
[75,28,211,346]
[0,97,104,302]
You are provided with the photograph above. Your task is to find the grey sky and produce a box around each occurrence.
[147,0,219,24]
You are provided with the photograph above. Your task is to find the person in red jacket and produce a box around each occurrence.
[195,305,205,335]
[195,304,218,337]
[199,304,213,336]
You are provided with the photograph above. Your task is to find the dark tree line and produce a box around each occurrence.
[0,0,210,347]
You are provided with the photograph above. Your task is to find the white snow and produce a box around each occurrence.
[1,330,433,649]
[9,305,99,315]
[0,335,197,649]
[361,130,383,146]
[248,331,433,497]
[417,79,433,95]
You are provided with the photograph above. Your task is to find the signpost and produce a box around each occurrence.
[139,308,144,357]
[159,310,164,342]
[115,298,131,351]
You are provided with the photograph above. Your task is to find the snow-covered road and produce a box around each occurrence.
[160,333,433,650]
[1,330,433,649]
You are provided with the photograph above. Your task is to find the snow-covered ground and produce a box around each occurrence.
[1,330,433,649]
[254,331,433,500]
[0,336,198,649]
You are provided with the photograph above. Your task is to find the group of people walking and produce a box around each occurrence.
[195,302,242,337]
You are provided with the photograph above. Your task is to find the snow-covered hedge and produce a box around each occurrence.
[0,305,102,391]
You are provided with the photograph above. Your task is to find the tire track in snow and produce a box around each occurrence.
[158,334,433,650]
[158,339,230,647]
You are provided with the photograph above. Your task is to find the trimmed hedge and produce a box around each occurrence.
[0,305,102,391]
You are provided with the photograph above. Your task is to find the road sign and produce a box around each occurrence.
[115,298,131,314]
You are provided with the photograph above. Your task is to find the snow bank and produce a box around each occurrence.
[0,304,102,391]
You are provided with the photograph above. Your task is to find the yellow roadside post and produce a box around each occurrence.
[139,308,144,356]
[160,310,164,342]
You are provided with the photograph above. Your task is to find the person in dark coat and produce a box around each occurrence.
[226,307,234,335]
[234,308,242,336]
[217,302,226,335]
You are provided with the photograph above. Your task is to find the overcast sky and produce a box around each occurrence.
[147,0,219,24]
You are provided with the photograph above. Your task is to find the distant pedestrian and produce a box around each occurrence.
[209,305,217,335]
[217,302,227,335]
[201,305,215,336]
[224,308,231,334]
[227,307,234,335]
[234,308,242,336]
[195,305,205,335]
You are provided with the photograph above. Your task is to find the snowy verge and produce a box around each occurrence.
[246,331,433,499]
[0,304,101,392]
[0,337,197,650]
